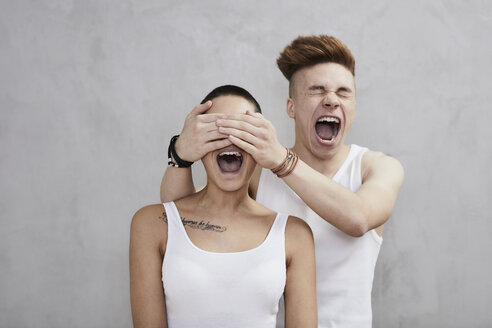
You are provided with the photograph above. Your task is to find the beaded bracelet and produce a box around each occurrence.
[167,135,193,168]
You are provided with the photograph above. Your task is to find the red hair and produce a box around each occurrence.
[277,35,355,81]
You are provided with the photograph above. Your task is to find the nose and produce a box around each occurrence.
[323,91,340,109]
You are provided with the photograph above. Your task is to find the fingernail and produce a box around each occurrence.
[219,127,225,132]
[216,119,223,125]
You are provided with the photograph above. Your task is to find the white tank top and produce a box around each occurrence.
[256,144,382,328]
[162,202,288,328]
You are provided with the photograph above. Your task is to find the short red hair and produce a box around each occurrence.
[277,35,355,81]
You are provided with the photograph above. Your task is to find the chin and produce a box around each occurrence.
[216,180,247,192]
[309,138,340,159]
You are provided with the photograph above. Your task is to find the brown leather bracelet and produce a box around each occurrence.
[277,151,298,178]
[271,148,290,174]
[271,148,298,178]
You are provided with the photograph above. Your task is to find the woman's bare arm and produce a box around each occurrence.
[130,204,168,327]
[284,216,317,327]
[160,166,196,203]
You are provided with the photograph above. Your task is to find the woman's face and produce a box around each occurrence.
[201,95,257,192]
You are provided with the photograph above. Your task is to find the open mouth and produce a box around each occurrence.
[216,150,243,173]
[315,116,340,143]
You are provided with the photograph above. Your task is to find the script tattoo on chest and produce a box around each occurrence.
[159,212,227,233]
[181,217,227,232]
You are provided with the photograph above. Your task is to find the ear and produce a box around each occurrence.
[286,98,295,119]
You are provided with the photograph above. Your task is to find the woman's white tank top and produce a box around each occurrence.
[162,202,288,328]
[256,144,382,328]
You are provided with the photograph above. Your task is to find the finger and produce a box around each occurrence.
[189,100,213,116]
[228,135,256,155]
[198,120,225,133]
[217,119,262,135]
[246,110,263,118]
[197,113,226,123]
[217,113,263,127]
[204,129,229,140]
[218,113,262,125]
[203,138,232,153]
[219,126,257,146]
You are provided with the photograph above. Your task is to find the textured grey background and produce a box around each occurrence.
[1,0,491,327]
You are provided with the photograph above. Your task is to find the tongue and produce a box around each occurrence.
[217,155,241,172]
[315,122,334,140]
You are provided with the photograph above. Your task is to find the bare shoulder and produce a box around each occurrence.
[131,204,168,242]
[285,216,314,264]
[286,215,311,232]
[285,216,314,243]
[132,204,167,225]
[362,149,404,170]
[361,150,404,185]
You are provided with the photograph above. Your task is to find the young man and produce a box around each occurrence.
[160,36,404,327]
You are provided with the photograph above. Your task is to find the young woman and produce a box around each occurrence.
[130,85,317,327]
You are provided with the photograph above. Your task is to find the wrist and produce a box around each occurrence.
[271,147,298,178]
[270,147,288,169]
[174,137,187,162]
[168,135,194,168]
[270,145,288,169]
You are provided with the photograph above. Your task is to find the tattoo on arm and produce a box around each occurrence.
[158,211,227,232]
[158,212,168,223]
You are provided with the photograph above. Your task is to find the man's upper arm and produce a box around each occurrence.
[357,151,405,231]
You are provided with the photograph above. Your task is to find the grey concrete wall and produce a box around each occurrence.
[1,0,491,327]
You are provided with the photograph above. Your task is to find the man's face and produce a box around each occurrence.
[202,95,257,192]
[287,62,356,159]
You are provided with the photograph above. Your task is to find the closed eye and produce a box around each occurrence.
[336,88,353,98]
[307,86,326,95]
[306,86,354,99]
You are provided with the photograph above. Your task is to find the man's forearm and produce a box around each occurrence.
[281,158,402,237]
[282,160,368,236]
[160,166,195,203]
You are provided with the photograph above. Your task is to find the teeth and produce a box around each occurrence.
[317,117,340,123]
[323,136,335,142]
[219,151,241,157]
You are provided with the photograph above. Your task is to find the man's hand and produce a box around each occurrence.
[216,111,286,169]
[174,101,232,162]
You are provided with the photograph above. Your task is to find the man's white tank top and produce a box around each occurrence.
[162,202,288,328]
[256,144,382,328]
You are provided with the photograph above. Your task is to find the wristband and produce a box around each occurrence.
[271,147,298,178]
[168,135,194,168]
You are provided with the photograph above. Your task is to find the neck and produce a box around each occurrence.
[292,141,351,177]
[195,182,254,216]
